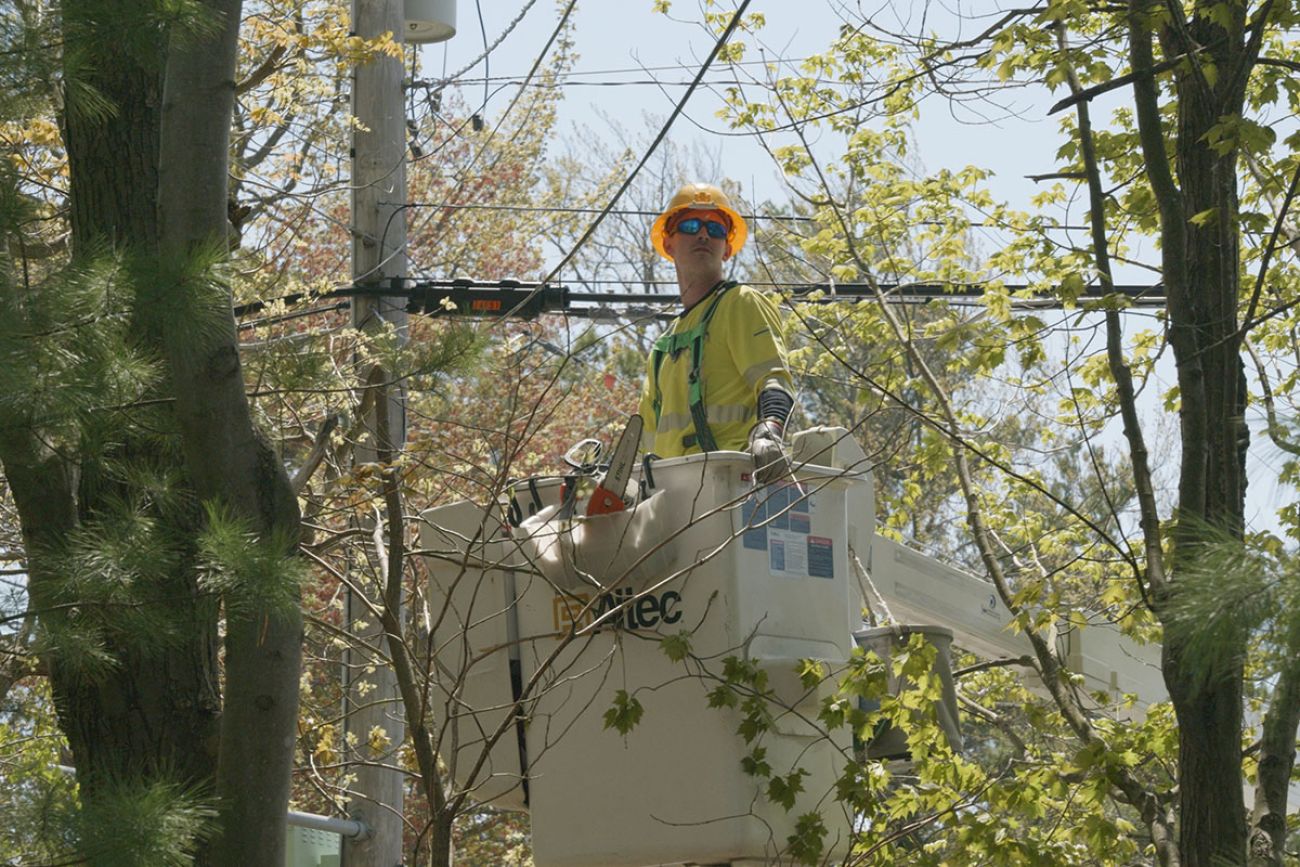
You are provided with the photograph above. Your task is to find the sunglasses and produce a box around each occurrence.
[672,217,729,239]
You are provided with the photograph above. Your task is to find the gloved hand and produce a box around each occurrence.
[747,420,794,486]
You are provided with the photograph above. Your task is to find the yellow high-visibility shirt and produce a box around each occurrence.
[638,283,793,458]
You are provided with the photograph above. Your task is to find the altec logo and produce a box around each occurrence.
[553,588,683,634]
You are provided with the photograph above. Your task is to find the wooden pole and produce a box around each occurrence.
[345,0,407,861]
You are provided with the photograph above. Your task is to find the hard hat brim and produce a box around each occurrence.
[651,202,748,261]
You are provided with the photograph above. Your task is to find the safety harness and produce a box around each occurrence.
[650,280,737,452]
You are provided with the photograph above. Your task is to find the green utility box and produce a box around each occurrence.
[285,826,340,867]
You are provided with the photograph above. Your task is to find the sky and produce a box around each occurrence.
[419,1,1147,292]
[416,0,1297,534]
[422,1,1065,215]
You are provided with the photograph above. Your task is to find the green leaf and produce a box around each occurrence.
[602,689,644,735]
[741,746,771,777]
[766,769,807,811]
[798,658,827,689]
[787,812,828,865]
[1057,271,1085,305]
[660,631,693,662]
[738,708,771,743]
[707,685,738,708]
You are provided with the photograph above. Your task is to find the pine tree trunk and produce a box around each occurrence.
[38,0,225,812]
[60,0,163,251]
[43,572,221,796]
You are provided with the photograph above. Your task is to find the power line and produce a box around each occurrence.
[395,200,1096,231]
[425,77,843,89]
[237,301,350,331]
[410,55,817,88]
[391,278,1168,310]
[485,56,816,79]
[401,200,806,221]
[232,277,1170,325]
[532,0,757,311]
[437,0,542,87]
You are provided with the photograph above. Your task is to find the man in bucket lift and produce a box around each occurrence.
[638,182,795,484]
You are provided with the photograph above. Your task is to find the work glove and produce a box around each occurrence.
[747,420,794,486]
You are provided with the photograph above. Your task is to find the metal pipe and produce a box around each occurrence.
[286,810,370,840]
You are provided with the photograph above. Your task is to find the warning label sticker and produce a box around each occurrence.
[742,486,834,579]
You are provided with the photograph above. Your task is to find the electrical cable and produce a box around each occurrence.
[475,0,489,113]
[232,277,1169,322]
[394,200,1096,231]
[238,301,352,331]
[231,281,1168,338]
[427,77,846,89]
[402,201,805,220]
[438,0,542,87]
[410,56,816,86]
[384,1,579,272]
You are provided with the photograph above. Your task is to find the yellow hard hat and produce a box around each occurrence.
[650,182,748,260]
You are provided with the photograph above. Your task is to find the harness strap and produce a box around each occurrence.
[650,281,736,452]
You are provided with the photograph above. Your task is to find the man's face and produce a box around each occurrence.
[664,208,731,267]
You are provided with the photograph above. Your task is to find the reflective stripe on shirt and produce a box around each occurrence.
[637,284,792,458]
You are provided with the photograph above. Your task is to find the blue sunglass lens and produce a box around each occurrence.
[675,218,728,239]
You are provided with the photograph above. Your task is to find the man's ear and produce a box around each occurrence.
[722,243,733,260]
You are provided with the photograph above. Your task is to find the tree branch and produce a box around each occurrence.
[1026,170,1087,182]
[953,656,1034,678]
[1047,51,1187,115]
[291,413,339,494]
[1225,0,1275,109]
[235,43,288,96]
[956,690,1029,758]
[1239,159,1300,338]
[1058,22,1168,603]
[1158,0,1215,106]
[1248,628,1300,865]
[157,0,305,861]
[1244,341,1300,457]
[1255,55,1300,74]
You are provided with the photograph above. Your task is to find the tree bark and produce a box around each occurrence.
[27,0,225,816]
[1166,14,1250,866]
[1130,1,1253,862]
[0,408,221,812]
[1248,636,1300,865]
[60,0,164,251]
[157,0,304,863]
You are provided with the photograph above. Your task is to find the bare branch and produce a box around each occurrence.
[291,413,339,494]
[235,43,288,95]
[1240,160,1300,336]
[953,656,1035,678]
[1047,52,1187,115]
[1027,171,1087,182]
[1255,55,1300,74]
[1249,638,1300,864]
[1057,22,1168,601]
[1244,341,1300,457]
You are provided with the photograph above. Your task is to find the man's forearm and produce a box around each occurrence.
[757,383,794,429]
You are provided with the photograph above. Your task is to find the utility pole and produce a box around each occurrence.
[345,0,408,861]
